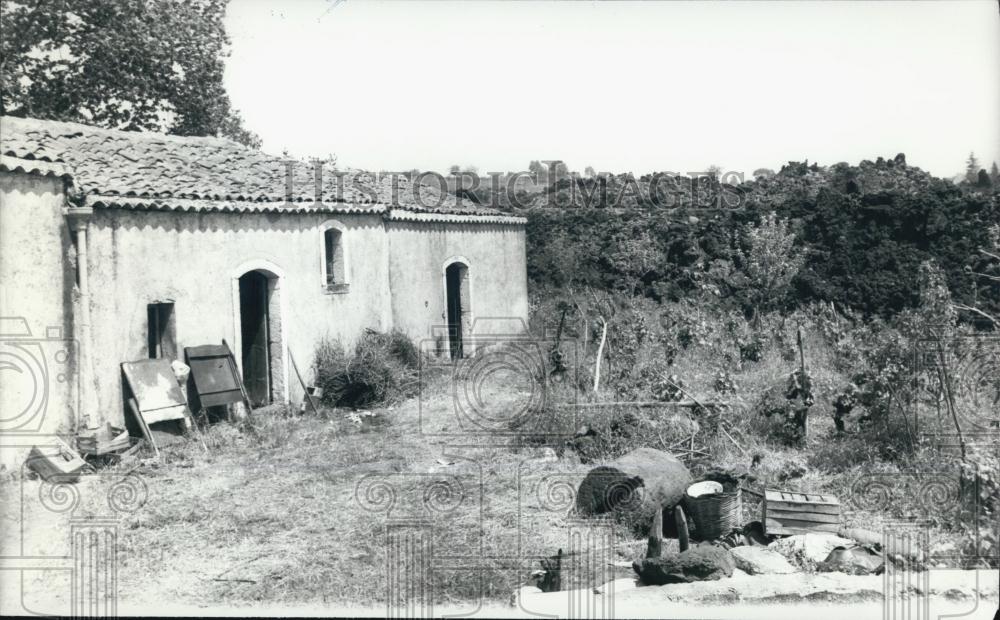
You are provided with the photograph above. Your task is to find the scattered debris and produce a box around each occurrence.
[816,545,884,575]
[346,410,379,425]
[718,521,771,548]
[768,533,858,569]
[27,439,89,482]
[838,526,925,565]
[76,422,130,456]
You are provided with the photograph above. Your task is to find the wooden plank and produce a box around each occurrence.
[766,501,842,515]
[185,344,229,357]
[765,490,840,505]
[768,509,841,524]
[200,390,244,408]
[767,522,842,535]
[141,403,188,424]
[128,396,159,459]
[289,350,320,416]
[766,517,841,533]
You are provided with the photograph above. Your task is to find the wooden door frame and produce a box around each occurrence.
[442,256,473,359]
[239,270,271,404]
[230,259,289,405]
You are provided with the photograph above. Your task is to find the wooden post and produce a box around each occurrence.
[675,505,690,552]
[593,318,608,393]
[796,325,806,374]
[645,507,663,558]
[289,350,320,416]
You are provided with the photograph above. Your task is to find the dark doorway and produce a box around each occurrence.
[445,262,468,360]
[239,271,271,406]
[147,302,176,360]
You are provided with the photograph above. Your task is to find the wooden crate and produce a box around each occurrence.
[763,489,841,535]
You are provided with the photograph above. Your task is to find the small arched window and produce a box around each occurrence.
[320,220,349,293]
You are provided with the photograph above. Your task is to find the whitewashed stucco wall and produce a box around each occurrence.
[84,209,392,424]
[0,170,529,456]
[0,172,78,468]
[386,220,530,352]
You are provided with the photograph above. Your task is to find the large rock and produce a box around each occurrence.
[576,447,692,535]
[632,544,735,585]
[730,546,797,575]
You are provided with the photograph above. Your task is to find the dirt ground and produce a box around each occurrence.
[1,373,997,618]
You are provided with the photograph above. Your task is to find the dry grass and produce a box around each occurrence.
[3,318,990,611]
[67,368,639,608]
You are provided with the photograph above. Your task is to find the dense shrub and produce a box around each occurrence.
[312,329,420,409]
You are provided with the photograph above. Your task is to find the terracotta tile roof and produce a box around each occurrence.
[0,115,514,221]
[83,195,386,215]
[0,155,72,179]
[385,210,526,225]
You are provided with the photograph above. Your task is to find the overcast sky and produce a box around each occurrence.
[224,0,1000,178]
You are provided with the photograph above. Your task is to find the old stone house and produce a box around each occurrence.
[0,116,527,464]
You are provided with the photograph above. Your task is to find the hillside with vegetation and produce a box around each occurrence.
[508,154,999,566]
[521,155,999,321]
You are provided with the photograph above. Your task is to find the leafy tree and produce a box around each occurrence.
[448,164,461,175]
[0,0,260,147]
[545,160,569,182]
[991,162,1000,184]
[743,212,804,319]
[584,166,596,178]
[965,152,981,184]
[752,168,775,179]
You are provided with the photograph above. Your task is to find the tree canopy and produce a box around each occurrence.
[0,0,260,147]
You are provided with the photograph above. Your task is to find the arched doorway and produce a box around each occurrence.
[238,269,282,406]
[445,261,470,360]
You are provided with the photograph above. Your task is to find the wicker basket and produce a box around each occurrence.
[684,486,742,541]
